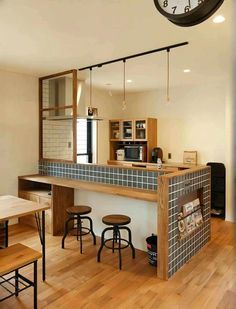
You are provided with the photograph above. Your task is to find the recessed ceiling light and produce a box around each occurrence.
[126,79,133,83]
[213,15,225,24]
[183,69,191,73]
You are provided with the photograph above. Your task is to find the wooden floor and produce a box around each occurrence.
[1,218,236,309]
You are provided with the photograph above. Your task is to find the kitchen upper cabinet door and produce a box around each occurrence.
[134,119,147,141]
[110,120,121,141]
[121,120,134,141]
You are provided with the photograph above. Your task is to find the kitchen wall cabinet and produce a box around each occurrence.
[109,118,157,162]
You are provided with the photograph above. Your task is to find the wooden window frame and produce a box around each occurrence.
[39,69,78,163]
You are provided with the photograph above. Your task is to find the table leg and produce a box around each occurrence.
[42,211,45,281]
[5,221,8,248]
[35,211,46,281]
[0,221,8,249]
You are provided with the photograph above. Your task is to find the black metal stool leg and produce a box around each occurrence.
[127,227,135,258]
[120,226,135,259]
[116,227,122,270]
[34,261,38,309]
[78,216,83,254]
[86,216,96,245]
[115,229,118,243]
[112,228,115,253]
[97,228,109,262]
[76,215,79,241]
[61,217,74,249]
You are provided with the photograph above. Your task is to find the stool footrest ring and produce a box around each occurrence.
[104,238,130,250]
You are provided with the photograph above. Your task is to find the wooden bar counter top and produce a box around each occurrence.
[19,174,158,202]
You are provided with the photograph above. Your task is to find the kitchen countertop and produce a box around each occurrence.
[107,160,203,171]
[19,174,158,202]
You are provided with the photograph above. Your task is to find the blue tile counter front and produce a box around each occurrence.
[38,161,163,191]
[167,167,211,278]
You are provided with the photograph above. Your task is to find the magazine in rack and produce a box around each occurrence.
[178,198,203,238]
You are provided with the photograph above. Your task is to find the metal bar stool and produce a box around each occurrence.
[97,214,135,270]
[61,206,96,253]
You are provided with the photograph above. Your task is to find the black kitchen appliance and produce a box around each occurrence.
[124,145,146,162]
[152,147,163,163]
[207,162,225,218]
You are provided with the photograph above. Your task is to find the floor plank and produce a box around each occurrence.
[1,218,235,308]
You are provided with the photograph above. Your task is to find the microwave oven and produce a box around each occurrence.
[124,145,146,162]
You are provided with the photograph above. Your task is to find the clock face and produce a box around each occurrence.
[157,0,204,16]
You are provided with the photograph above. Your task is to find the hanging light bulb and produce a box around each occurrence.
[89,68,92,108]
[122,59,127,111]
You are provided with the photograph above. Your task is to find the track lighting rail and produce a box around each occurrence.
[78,41,188,71]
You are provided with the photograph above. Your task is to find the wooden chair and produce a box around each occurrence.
[0,243,41,309]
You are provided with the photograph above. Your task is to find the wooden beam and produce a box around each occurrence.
[157,175,169,280]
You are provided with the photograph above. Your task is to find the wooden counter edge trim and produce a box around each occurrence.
[18,175,158,202]
[106,161,174,173]
[107,160,204,171]
[157,176,169,281]
[160,165,210,179]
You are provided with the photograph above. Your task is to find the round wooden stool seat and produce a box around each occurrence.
[102,214,131,226]
[66,206,92,216]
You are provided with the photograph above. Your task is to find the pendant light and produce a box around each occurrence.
[89,68,93,111]
[79,67,102,121]
[166,48,170,102]
[122,59,127,111]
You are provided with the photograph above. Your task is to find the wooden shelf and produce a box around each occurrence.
[18,177,73,236]
[109,118,157,162]
[19,175,158,203]
[19,189,51,198]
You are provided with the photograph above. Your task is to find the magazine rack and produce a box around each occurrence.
[177,203,204,240]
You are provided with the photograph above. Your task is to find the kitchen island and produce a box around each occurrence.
[18,161,211,280]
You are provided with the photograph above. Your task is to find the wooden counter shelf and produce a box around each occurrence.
[18,174,157,236]
[107,160,203,172]
[19,174,157,203]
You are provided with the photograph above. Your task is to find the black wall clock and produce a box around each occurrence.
[153,0,224,27]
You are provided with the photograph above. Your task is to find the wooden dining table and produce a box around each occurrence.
[0,195,50,281]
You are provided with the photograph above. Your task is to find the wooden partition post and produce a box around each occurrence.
[157,176,169,280]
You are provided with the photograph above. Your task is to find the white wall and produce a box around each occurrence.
[228,0,236,222]
[114,81,226,165]
[75,190,157,251]
[0,70,38,196]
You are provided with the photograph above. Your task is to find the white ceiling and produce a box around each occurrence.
[0,0,231,91]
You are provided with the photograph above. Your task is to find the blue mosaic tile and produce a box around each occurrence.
[39,161,162,191]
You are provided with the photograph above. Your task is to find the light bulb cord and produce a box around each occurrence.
[167,49,170,102]
[123,59,126,103]
[90,68,92,108]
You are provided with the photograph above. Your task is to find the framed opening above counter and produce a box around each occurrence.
[39,69,78,163]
